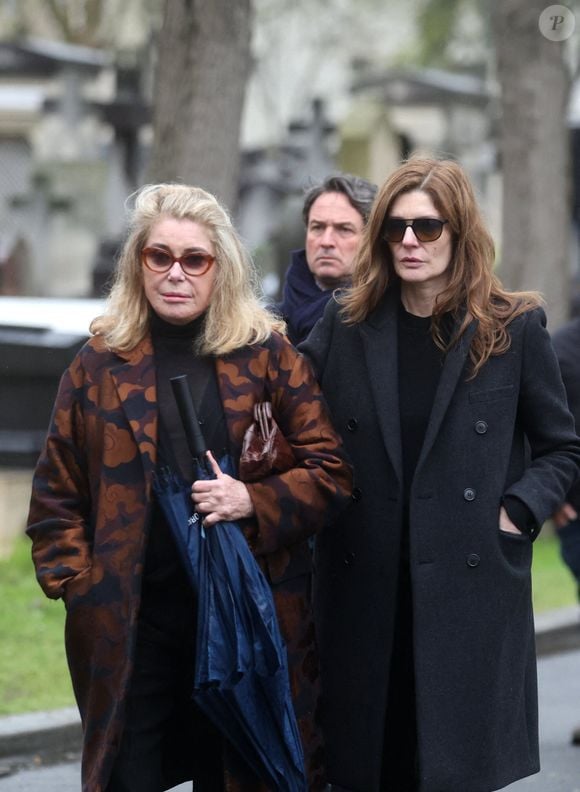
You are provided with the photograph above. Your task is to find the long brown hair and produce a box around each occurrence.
[339,157,542,376]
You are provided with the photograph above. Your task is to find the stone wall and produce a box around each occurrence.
[0,469,32,559]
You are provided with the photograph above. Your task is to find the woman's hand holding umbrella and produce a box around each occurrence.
[192,450,255,527]
[161,376,308,790]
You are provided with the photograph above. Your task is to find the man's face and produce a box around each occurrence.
[305,192,365,290]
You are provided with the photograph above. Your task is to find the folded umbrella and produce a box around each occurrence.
[152,374,307,791]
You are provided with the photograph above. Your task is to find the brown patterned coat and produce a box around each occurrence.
[27,330,353,792]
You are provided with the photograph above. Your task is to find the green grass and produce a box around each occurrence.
[0,536,74,716]
[532,529,578,613]
[0,529,576,716]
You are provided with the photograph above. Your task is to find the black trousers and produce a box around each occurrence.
[106,588,224,792]
[380,562,419,792]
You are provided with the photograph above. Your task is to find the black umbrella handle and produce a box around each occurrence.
[170,375,209,467]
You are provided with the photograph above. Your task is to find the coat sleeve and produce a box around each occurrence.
[26,352,92,600]
[504,308,580,529]
[297,295,339,381]
[244,334,353,555]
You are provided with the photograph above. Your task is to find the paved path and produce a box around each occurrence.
[505,647,580,792]
[0,763,190,791]
[1,649,579,791]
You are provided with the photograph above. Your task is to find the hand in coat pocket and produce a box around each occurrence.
[499,505,523,535]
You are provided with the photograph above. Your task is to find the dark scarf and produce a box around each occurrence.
[277,249,334,345]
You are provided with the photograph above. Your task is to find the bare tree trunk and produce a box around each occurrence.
[494,0,571,329]
[147,0,252,210]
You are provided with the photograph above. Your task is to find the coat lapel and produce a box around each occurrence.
[359,289,403,486]
[110,336,158,485]
[359,290,478,487]
[416,318,477,473]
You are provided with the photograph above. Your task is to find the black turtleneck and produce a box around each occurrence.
[398,302,444,502]
[141,312,228,604]
[150,312,228,480]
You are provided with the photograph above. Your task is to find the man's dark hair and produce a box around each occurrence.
[302,173,377,226]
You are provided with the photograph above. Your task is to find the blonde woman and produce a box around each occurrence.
[27,184,352,792]
[302,158,580,791]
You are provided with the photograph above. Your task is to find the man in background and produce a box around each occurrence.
[552,313,580,745]
[276,173,377,345]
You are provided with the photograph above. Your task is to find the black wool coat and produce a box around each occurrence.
[300,289,580,792]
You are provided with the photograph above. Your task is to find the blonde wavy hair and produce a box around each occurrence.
[90,183,285,355]
[339,157,542,376]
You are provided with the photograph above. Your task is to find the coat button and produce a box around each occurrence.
[463,488,476,501]
[351,486,363,502]
[474,420,488,434]
[346,418,358,432]
[466,553,480,567]
[343,551,356,566]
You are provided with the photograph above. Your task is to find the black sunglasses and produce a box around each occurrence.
[383,217,449,243]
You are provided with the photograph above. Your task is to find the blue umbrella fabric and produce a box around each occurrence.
[151,375,307,791]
